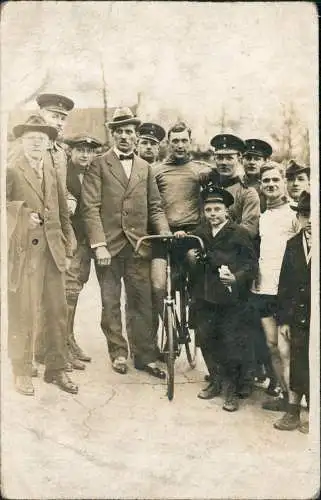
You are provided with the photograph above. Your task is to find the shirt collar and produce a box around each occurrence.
[211,219,228,236]
[25,153,44,169]
[113,146,134,159]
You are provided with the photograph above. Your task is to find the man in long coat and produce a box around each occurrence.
[7,115,78,395]
[81,107,171,378]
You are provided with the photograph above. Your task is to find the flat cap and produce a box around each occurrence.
[36,93,74,115]
[137,122,166,143]
[201,185,234,207]
[210,134,246,154]
[286,159,310,179]
[244,139,272,158]
[64,135,102,149]
[13,114,58,140]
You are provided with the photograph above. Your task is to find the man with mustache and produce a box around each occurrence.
[81,107,170,378]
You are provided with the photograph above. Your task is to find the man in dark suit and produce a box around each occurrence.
[182,186,258,411]
[7,115,78,395]
[81,107,171,378]
[274,191,311,433]
[64,135,103,368]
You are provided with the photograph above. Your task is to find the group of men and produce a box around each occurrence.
[7,92,311,434]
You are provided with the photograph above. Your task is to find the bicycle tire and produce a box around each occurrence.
[180,280,197,369]
[165,305,175,401]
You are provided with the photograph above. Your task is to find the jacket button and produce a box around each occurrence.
[32,239,39,245]
[300,319,306,324]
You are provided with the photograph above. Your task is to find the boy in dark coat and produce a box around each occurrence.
[274,191,311,433]
[181,185,258,411]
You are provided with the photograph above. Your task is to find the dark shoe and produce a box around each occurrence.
[69,338,92,362]
[298,421,309,434]
[204,374,211,382]
[237,382,253,399]
[14,375,35,396]
[134,361,166,379]
[198,381,222,400]
[44,370,78,394]
[112,356,128,374]
[70,357,86,371]
[32,363,38,377]
[274,412,300,431]
[262,396,288,412]
[223,383,239,412]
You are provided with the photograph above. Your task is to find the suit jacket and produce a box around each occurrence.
[66,161,88,243]
[80,149,170,258]
[277,230,311,328]
[189,220,258,305]
[6,150,74,271]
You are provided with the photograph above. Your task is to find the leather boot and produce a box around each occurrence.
[67,302,92,363]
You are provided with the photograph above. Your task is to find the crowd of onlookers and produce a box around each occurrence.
[7,92,312,435]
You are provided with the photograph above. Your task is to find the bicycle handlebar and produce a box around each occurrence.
[134,234,206,255]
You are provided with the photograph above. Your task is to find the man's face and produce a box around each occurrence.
[71,145,95,169]
[39,109,67,138]
[286,173,310,201]
[21,131,49,160]
[243,153,265,177]
[214,151,241,178]
[203,201,229,227]
[297,212,311,235]
[137,138,159,164]
[112,124,137,153]
[260,168,285,201]
[168,130,191,161]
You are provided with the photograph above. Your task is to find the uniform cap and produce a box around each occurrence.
[201,185,234,207]
[13,114,58,140]
[210,134,246,154]
[107,107,141,129]
[137,122,166,143]
[244,139,272,158]
[286,159,310,179]
[36,93,74,115]
[64,135,102,149]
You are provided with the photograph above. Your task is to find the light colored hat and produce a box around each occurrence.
[107,107,141,129]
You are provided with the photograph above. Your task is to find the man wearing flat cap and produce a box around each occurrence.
[178,185,257,411]
[81,107,171,379]
[285,159,310,205]
[7,115,78,395]
[137,122,166,165]
[63,135,103,369]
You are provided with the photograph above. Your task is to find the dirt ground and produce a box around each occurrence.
[1,269,319,499]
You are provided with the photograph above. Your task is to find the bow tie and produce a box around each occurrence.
[119,153,134,161]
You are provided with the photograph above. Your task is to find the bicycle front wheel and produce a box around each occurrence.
[180,281,197,369]
[165,305,175,401]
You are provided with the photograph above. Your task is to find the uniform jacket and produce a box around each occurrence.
[80,149,170,258]
[189,220,258,305]
[66,161,88,243]
[6,150,74,271]
[276,230,311,328]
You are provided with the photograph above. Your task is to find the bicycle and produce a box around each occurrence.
[135,234,205,401]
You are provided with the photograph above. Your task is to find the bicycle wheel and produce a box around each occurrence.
[181,281,197,368]
[164,304,176,401]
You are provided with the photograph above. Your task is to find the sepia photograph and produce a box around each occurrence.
[1,1,320,498]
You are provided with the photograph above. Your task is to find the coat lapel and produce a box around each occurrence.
[106,150,129,189]
[18,154,44,201]
[125,155,145,196]
[43,151,54,205]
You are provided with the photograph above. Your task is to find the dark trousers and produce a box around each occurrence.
[290,325,309,400]
[95,243,157,365]
[66,241,92,306]
[9,228,67,376]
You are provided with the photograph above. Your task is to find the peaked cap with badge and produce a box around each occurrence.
[244,139,272,158]
[13,114,58,140]
[36,93,74,115]
[201,185,234,207]
[64,135,102,149]
[286,159,310,179]
[210,134,246,154]
[137,122,166,143]
[107,107,141,129]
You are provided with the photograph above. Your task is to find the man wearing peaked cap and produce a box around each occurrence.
[63,135,103,368]
[137,122,166,165]
[243,139,273,191]
[285,160,310,204]
[201,184,234,207]
[7,114,78,395]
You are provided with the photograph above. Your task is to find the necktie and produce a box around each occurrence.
[119,153,134,161]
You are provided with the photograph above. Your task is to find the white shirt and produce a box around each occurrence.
[211,220,228,238]
[252,202,299,295]
[113,147,133,179]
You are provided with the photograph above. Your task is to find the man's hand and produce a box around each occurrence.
[279,324,291,341]
[174,230,187,239]
[29,212,42,229]
[94,246,112,266]
[219,265,236,286]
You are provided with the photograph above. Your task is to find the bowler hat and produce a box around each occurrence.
[107,107,141,129]
[36,93,74,115]
[286,159,310,179]
[64,135,102,149]
[210,134,246,154]
[290,190,310,213]
[13,114,58,140]
[138,122,166,143]
[244,139,272,158]
[201,185,234,207]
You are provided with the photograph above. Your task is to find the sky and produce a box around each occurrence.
[1,1,318,146]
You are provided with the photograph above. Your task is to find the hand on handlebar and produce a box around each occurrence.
[174,230,187,239]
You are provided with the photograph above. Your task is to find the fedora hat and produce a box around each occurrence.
[13,114,58,140]
[107,107,141,129]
